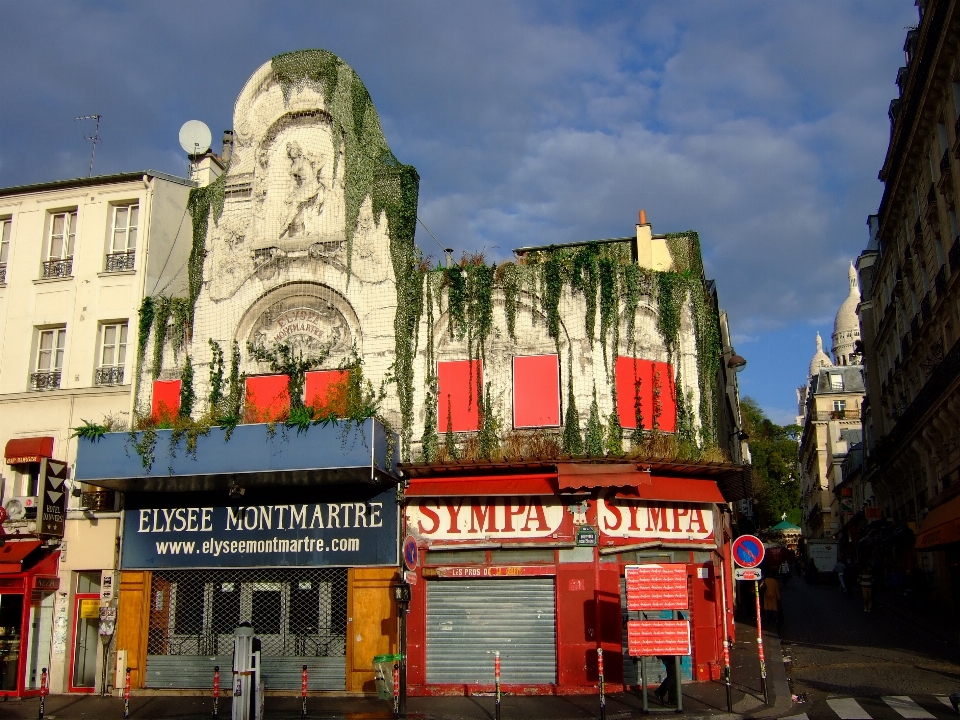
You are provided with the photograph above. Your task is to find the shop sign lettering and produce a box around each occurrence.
[598,496,714,541]
[424,565,554,579]
[407,497,564,539]
[121,489,398,569]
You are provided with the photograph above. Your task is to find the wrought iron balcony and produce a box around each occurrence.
[41,258,72,279]
[95,365,125,386]
[0,264,5,284]
[813,409,861,421]
[30,371,61,391]
[104,251,135,272]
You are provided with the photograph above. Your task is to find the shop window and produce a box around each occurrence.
[0,594,23,691]
[614,356,677,432]
[245,375,290,423]
[305,370,349,417]
[512,354,561,428]
[152,380,181,423]
[213,582,240,630]
[437,360,482,432]
[173,582,204,635]
[24,592,54,690]
[251,588,282,634]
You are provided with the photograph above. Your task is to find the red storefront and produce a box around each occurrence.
[0,543,59,697]
[400,461,744,696]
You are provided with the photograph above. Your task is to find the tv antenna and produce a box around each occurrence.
[75,114,101,177]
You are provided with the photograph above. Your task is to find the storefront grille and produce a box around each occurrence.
[145,568,347,690]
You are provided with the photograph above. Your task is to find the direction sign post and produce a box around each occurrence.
[732,534,768,706]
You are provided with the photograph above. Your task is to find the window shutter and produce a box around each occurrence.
[437,360,483,432]
[512,355,561,428]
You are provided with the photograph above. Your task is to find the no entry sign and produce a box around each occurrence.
[732,535,765,568]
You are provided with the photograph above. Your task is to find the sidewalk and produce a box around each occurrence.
[0,622,791,720]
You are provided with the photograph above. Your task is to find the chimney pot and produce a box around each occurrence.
[221,130,234,164]
[639,209,647,225]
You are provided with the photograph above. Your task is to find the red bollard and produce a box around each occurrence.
[123,667,131,719]
[38,667,48,719]
[495,651,501,720]
[393,662,400,718]
[597,648,606,720]
[754,580,768,705]
[301,664,308,718]
[212,665,220,718]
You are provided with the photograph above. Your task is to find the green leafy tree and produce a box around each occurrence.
[741,397,801,529]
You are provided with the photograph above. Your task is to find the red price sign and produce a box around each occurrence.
[627,620,691,657]
[625,564,688,611]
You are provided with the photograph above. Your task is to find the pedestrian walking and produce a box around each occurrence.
[761,575,782,626]
[654,655,678,705]
[835,558,847,593]
[859,566,873,612]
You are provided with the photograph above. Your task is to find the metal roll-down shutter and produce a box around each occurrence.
[426,577,556,685]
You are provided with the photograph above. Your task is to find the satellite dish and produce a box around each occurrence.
[179,120,212,157]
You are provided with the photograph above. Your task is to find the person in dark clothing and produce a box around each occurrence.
[655,656,678,705]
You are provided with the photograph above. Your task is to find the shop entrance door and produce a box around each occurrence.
[69,572,102,693]
[0,594,24,692]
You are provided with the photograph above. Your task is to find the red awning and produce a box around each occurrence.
[915,494,960,550]
[405,474,558,497]
[5,437,54,465]
[558,463,652,490]
[615,476,725,504]
[0,540,43,574]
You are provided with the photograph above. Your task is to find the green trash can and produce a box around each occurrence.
[373,654,402,701]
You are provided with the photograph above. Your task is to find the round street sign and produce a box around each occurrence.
[732,535,765,569]
[403,536,419,571]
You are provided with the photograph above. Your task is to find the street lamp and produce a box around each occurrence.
[393,580,411,717]
[727,354,747,372]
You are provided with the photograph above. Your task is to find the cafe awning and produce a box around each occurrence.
[915,494,960,550]
[0,540,43,573]
[5,437,54,465]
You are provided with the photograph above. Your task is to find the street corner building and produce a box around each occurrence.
[9,48,752,697]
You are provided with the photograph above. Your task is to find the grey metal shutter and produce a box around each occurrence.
[426,578,556,685]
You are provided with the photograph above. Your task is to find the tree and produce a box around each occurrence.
[741,397,801,529]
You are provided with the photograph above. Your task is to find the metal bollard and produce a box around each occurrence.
[38,667,48,719]
[754,580,768,705]
[495,650,501,720]
[123,667,131,719]
[597,648,606,720]
[393,662,400,718]
[301,664,308,719]
[212,666,220,718]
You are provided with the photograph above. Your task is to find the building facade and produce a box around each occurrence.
[798,266,866,539]
[857,0,960,614]
[0,171,195,696]
[70,49,750,697]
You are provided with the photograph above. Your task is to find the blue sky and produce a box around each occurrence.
[0,1,918,424]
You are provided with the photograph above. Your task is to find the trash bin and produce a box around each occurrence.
[373,654,402,701]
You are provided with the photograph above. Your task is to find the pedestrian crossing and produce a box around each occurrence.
[784,695,957,720]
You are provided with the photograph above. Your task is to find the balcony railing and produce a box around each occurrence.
[0,264,5,284]
[813,409,861,421]
[95,365,125,386]
[30,371,61,391]
[104,251,136,272]
[42,258,72,279]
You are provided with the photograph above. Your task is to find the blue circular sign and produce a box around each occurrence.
[403,536,419,571]
[732,535,765,568]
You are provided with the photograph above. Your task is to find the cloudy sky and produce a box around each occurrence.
[0,1,917,423]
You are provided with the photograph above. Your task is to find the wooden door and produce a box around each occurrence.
[346,568,397,692]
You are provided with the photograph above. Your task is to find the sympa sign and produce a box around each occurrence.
[406,495,715,542]
[122,488,399,569]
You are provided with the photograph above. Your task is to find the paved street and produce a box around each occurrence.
[777,574,960,718]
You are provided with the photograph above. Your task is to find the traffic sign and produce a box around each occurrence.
[734,567,762,581]
[732,535,765,568]
[403,536,419,571]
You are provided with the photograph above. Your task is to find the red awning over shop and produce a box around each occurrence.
[405,473,558,497]
[915,494,960,550]
[615,476,725,504]
[4,437,54,465]
[558,463,653,489]
[0,540,43,573]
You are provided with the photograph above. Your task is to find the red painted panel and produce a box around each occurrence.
[151,380,181,422]
[614,357,677,432]
[555,564,595,687]
[437,360,482,432]
[244,375,290,422]
[513,355,561,428]
[690,562,719,681]
[305,370,349,416]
